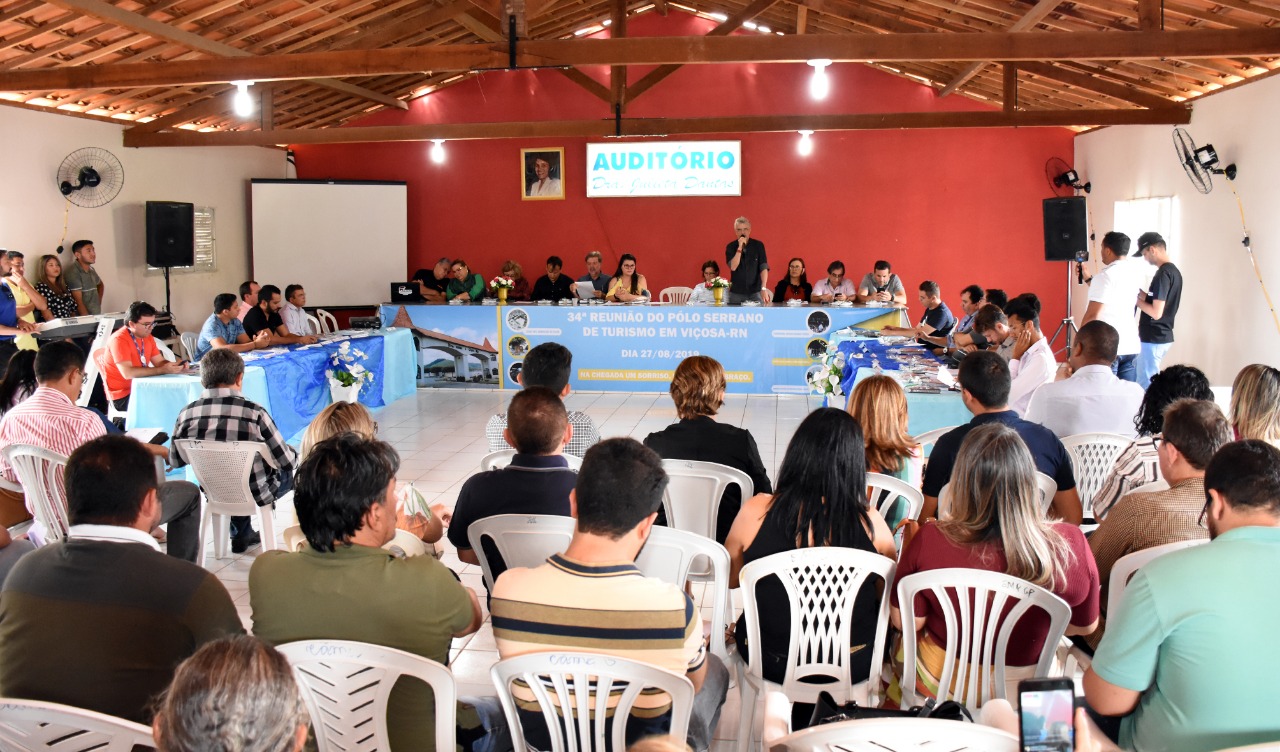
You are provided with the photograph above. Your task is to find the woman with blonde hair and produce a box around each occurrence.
[501,259,531,302]
[1229,363,1280,446]
[888,423,1099,704]
[846,374,922,527]
[300,401,446,544]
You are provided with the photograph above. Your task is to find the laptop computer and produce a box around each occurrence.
[390,282,424,303]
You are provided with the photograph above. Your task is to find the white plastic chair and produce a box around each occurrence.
[659,459,753,542]
[467,513,575,592]
[179,331,200,361]
[865,472,924,525]
[304,313,323,335]
[3,445,70,544]
[1107,538,1207,617]
[1061,432,1131,519]
[659,286,694,305]
[316,309,339,334]
[911,426,957,459]
[736,548,897,752]
[938,471,1056,519]
[491,651,694,752]
[479,449,582,471]
[173,439,283,566]
[278,639,456,752]
[767,716,1018,752]
[154,338,179,362]
[633,526,734,667]
[896,568,1071,708]
[282,524,429,558]
[0,698,155,751]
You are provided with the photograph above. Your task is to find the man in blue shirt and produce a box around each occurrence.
[1085,440,1280,752]
[884,280,955,341]
[194,293,269,360]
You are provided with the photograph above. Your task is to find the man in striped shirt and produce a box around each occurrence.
[491,438,729,752]
[0,342,201,560]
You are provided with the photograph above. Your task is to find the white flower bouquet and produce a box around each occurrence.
[806,349,847,400]
[326,340,375,389]
[709,276,731,289]
[489,276,515,290]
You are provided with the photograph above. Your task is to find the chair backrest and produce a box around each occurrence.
[479,449,582,472]
[770,716,1018,752]
[179,331,200,361]
[1061,432,1131,518]
[739,548,897,706]
[896,568,1071,708]
[634,526,733,665]
[316,309,339,334]
[659,286,694,305]
[865,472,924,525]
[938,471,1056,520]
[3,445,70,543]
[0,698,155,752]
[660,459,753,541]
[1107,539,1207,617]
[304,313,323,335]
[491,651,694,752]
[468,514,575,592]
[910,426,958,458]
[278,639,456,752]
[173,439,275,509]
[154,338,179,362]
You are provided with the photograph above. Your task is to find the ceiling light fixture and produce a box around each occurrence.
[807,59,832,100]
[430,139,446,164]
[797,130,814,156]
[232,81,255,117]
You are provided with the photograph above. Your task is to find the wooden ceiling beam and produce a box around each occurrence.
[938,0,1068,96]
[1017,59,1177,108]
[7,27,1280,93]
[610,0,627,111]
[126,85,232,131]
[553,66,613,102]
[123,106,1192,147]
[1002,61,1017,111]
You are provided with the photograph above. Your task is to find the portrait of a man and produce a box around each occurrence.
[522,148,565,200]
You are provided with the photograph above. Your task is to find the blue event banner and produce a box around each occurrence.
[381,303,906,394]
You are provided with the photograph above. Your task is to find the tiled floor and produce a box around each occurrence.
[203,387,830,750]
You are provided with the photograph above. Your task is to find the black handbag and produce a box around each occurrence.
[808,690,973,727]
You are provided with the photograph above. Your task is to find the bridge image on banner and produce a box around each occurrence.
[389,306,501,388]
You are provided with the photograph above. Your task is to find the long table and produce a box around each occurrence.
[381,302,907,394]
[127,328,416,442]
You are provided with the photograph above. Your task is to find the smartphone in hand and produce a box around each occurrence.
[1019,678,1076,752]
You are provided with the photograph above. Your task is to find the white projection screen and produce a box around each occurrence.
[250,179,407,307]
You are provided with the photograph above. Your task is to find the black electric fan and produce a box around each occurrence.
[56,147,125,208]
[1172,128,1235,194]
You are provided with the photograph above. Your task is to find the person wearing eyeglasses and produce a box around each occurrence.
[101,300,188,416]
[810,260,856,304]
[688,260,721,305]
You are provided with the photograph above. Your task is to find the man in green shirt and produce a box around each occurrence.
[1085,440,1280,752]
[63,239,104,315]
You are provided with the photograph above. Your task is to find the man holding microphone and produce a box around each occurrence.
[725,216,771,305]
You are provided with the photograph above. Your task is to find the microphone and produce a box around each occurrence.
[1076,262,1084,285]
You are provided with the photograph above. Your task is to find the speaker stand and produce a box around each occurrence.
[162,265,172,315]
[1048,262,1079,356]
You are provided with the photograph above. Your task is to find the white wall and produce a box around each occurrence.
[1074,74,1280,385]
[0,105,284,334]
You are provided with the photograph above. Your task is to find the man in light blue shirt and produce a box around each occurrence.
[1085,439,1280,752]
[194,293,269,360]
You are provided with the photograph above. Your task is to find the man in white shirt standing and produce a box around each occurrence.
[1001,293,1056,415]
[1026,320,1146,438]
[281,284,311,336]
[1081,232,1144,383]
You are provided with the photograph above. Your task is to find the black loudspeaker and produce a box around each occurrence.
[1043,197,1088,261]
[145,201,195,267]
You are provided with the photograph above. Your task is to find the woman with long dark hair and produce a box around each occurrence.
[772,257,812,303]
[34,254,77,321]
[607,253,648,302]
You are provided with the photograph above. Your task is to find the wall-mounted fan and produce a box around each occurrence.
[56,147,125,208]
[1172,128,1236,194]
[1045,157,1090,197]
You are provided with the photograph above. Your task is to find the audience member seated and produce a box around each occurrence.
[500,259,531,302]
[300,400,446,545]
[0,255,36,374]
[0,435,242,723]
[922,284,983,354]
[0,341,201,559]
[0,349,36,414]
[492,438,729,752]
[531,255,574,302]
[412,257,452,303]
[33,254,78,321]
[486,342,599,457]
[920,351,1081,524]
[725,408,895,726]
[5,251,47,352]
[883,280,955,340]
[1004,293,1056,414]
[889,423,1099,704]
[688,259,721,304]
[251,432,493,752]
[0,527,33,587]
[153,636,308,752]
[1025,320,1145,438]
[450,387,576,577]
[243,284,318,346]
[447,259,486,301]
[644,355,772,543]
[194,293,270,360]
[1229,363,1280,447]
[846,374,922,528]
[1084,440,1280,752]
[1086,398,1230,648]
[810,261,855,304]
[971,303,1015,360]
[237,280,259,322]
[773,257,812,303]
[572,250,609,299]
[608,253,650,302]
[280,284,311,335]
[856,260,908,306]
[101,300,187,415]
[1092,365,1213,521]
[170,348,296,554]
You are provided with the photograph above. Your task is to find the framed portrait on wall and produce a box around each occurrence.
[521,147,565,201]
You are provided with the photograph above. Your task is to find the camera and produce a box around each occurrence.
[1074,249,1089,263]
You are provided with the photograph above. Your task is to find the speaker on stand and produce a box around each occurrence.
[1043,196,1089,355]
[145,201,195,316]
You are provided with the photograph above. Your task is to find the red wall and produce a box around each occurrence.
[294,11,1075,324]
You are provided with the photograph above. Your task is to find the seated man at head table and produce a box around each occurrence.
[236,280,259,322]
[882,280,955,341]
[856,259,908,306]
[531,255,575,302]
[810,260,857,304]
[921,284,984,354]
[411,257,452,303]
[243,284,318,346]
[571,250,609,300]
[193,293,271,361]
[280,284,312,336]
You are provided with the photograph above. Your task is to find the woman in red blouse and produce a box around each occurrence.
[772,257,812,303]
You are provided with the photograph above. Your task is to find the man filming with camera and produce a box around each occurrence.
[1079,231,1144,384]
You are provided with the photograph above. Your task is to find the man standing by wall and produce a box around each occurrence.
[1135,232,1182,389]
[1081,231,1143,383]
[725,216,770,305]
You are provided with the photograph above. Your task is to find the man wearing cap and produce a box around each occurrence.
[1134,232,1182,389]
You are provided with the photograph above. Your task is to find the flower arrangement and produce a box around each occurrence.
[489,276,515,290]
[806,349,847,401]
[326,341,375,389]
[709,276,731,289]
